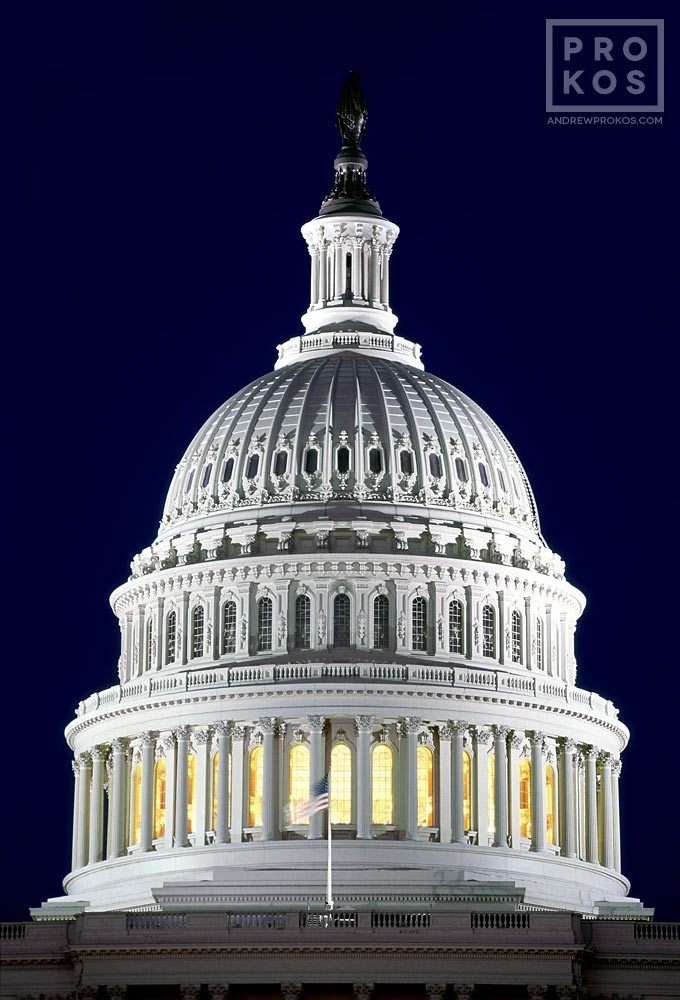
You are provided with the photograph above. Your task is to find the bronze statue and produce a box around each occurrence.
[337,69,368,149]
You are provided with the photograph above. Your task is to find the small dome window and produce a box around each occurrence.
[455,458,468,482]
[222,457,234,483]
[246,454,260,480]
[428,453,442,478]
[368,448,383,474]
[185,469,195,494]
[337,446,350,474]
[200,463,213,489]
[400,450,414,475]
[497,468,507,492]
[274,451,288,476]
[478,462,489,488]
[304,448,319,474]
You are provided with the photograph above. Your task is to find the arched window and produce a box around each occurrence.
[288,743,310,824]
[497,468,507,492]
[304,448,319,474]
[519,759,532,838]
[371,743,393,825]
[412,596,428,652]
[145,617,154,670]
[511,609,523,664]
[448,598,464,654]
[428,453,442,478]
[487,753,495,837]
[273,451,288,476]
[201,463,213,489]
[368,448,383,473]
[373,594,389,649]
[246,454,260,480]
[165,611,176,665]
[345,251,352,294]
[330,743,352,824]
[222,457,234,483]
[546,765,556,845]
[257,597,273,651]
[463,750,472,831]
[336,446,350,474]
[153,759,166,840]
[187,754,196,834]
[248,745,264,827]
[333,593,351,647]
[222,600,236,654]
[482,605,495,658]
[478,462,489,488]
[536,617,544,670]
[295,594,311,649]
[400,450,413,475]
[191,605,205,659]
[455,457,468,482]
[131,763,142,844]
[417,745,433,827]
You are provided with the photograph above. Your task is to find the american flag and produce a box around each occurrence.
[296,774,330,820]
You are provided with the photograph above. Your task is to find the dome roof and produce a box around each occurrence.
[160,343,540,540]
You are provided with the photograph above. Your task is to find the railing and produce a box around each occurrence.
[471,912,530,930]
[371,912,431,929]
[634,922,680,940]
[227,912,286,929]
[300,912,358,929]
[0,922,27,940]
[275,333,423,368]
[126,913,188,930]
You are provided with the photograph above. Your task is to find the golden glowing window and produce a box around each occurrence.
[519,759,532,838]
[330,743,352,824]
[487,753,495,836]
[187,754,196,834]
[131,763,142,844]
[288,743,310,824]
[248,745,264,827]
[371,743,393,825]
[417,745,433,827]
[546,765,556,845]
[153,759,166,840]
[463,750,472,831]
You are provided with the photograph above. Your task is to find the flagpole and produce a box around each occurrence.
[326,775,333,910]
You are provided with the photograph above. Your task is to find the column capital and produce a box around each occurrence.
[438,722,453,741]
[231,724,246,741]
[404,716,423,733]
[527,988,548,1000]
[179,988,201,1000]
[556,988,577,1000]
[281,986,302,1000]
[214,720,232,738]
[355,714,374,733]
[90,746,108,764]
[191,725,212,747]
[474,726,493,746]
[258,716,278,734]
[174,725,192,742]
[209,988,230,1000]
[612,758,622,776]
[307,715,325,733]
[560,738,577,754]
[110,737,129,754]
[492,725,511,740]
[598,750,613,767]
[140,730,156,748]
[425,987,447,1000]
[76,751,91,767]
[353,987,374,1000]
[528,730,546,746]
[585,745,598,761]
[453,987,474,1000]
[450,720,469,737]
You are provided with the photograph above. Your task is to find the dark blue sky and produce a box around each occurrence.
[6,2,678,919]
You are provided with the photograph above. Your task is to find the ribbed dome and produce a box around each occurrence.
[160,348,540,539]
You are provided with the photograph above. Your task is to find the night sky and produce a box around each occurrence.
[6,3,678,920]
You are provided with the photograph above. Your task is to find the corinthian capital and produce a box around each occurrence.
[306,715,325,733]
[110,737,129,754]
[404,716,423,734]
[355,715,374,733]
[213,720,231,739]
[258,717,278,734]
[492,725,511,741]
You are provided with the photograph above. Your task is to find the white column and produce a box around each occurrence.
[230,725,245,843]
[369,243,380,302]
[75,753,91,869]
[351,239,362,298]
[174,726,190,848]
[319,242,328,303]
[193,727,211,847]
[159,731,176,851]
[308,716,325,840]
[88,748,106,865]
[545,604,554,676]
[108,738,128,858]
[71,760,81,871]
[497,592,506,666]
[508,732,523,850]
[492,726,509,848]
[561,739,577,858]
[438,724,452,844]
[529,732,546,853]
[405,718,420,840]
[333,238,344,300]
[310,247,320,305]
[139,732,156,852]
[612,759,622,872]
[180,592,190,666]
[585,747,599,863]
[600,753,615,869]
[356,715,373,839]
[261,718,277,841]
[214,722,231,844]
[524,596,532,670]
[451,722,467,844]
[475,728,492,847]
[380,246,391,304]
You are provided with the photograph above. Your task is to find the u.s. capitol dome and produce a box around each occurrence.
[60,76,635,918]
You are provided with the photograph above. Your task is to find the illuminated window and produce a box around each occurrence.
[428,453,442,478]
[333,593,351,647]
[488,753,495,836]
[336,446,350,474]
[304,448,319,474]
[412,596,428,652]
[519,759,532,838]
[511,609,523,664]
[448,599,464,654]
[536,618,544,670]
[371,743,393,824]
[222,457,234,483]
[248,745,264,827]
[295,594,311,649]
[455,457,468,482]
[222,600,236,654]
[187,754,196,834]
[246,454,259,479]
[273,451,288,476]
[257,597,273,651]
[201,462,213,489]
[417,745,433,827]
[330,743,352,824]
[482,605,495,658]
[165,611,176,665]
[131,763,142,844]
[288,743,310,825]
[153,759,166,839]
[145,617,153,670]
[546,765,556,845]
[373,594,389,649]
[463,750,471,831]
[191,605,205,659]
[478,462,489,488]
[368,448,383,473]
[400,450,413,475]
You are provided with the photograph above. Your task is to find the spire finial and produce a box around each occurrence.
[337,69,368,151]
[320,71,381,217]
